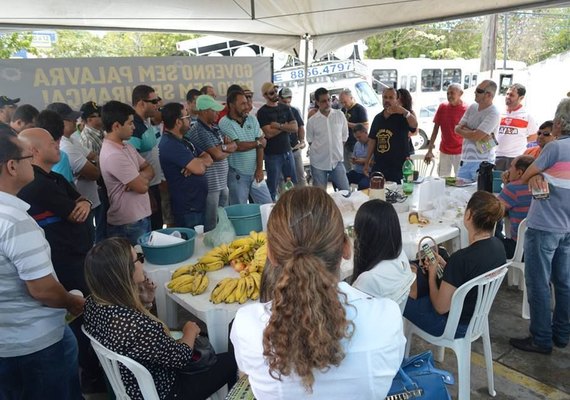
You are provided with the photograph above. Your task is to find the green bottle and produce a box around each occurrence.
[402,158,414,195]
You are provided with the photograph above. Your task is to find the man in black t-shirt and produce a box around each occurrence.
[364,88,417,183]
[278,87,306,187]
[339,89,368,171]
[257,82,298,200]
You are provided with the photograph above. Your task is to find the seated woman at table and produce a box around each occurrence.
[230,187,405,399]
[404,191,506,337]
[351,199,415,312]
[83,237,236,400]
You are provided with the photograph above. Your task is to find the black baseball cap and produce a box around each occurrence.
[46,102,81,121]
[0,96,20,107]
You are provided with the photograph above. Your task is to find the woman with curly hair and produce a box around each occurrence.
[230,186,405,399]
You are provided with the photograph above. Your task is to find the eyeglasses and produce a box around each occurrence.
[13,154,33,161]
[245,95,253,99]
[537,130,552,136]
[135,252,145,264]
[143,98,161,105]
[265,91,276,96]
[475,88,489,94]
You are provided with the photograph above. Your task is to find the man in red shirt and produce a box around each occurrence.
[424,83,467,177]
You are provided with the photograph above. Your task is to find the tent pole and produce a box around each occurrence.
[301,33,310,122]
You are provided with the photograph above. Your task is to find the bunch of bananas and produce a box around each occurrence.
[228,231,267,272]
[210,271,262,304]
[167,271,209,295]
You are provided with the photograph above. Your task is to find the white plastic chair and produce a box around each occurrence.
[506,218,530,319]
[410,154,435,177]
[404,263,510,400]
[81,326,160,400]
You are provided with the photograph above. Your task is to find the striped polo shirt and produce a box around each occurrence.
[459,103,500,162]
[498,181,532,240]
[0,192,65,357]
[219,114,261,176]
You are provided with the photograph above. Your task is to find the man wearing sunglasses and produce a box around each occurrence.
[130,85,164,231]
[257,82,298,200]
[455,80,501,181]
[0,129,84,400]
[495,83,538,171]
[523,120,555,159]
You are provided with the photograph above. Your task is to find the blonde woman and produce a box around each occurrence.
[230,187,405,399]
[83,238,236,400]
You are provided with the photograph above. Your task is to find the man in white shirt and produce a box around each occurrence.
[455,80,501,181]
[306,87,350,190]
[495,83,538,171]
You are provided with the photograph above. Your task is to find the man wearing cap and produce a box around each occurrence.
[10,104,39,133]
[306,87,350,191]
[257,82,298,200]
[278,87,306,186]
[0,96,19,125]
[339,89,369,171]
[47,103,101,232]
[220,90,272,205]
[187,95,237,231]
[130,85,164,231]
[242,86,258,116]
[79,101,108,242]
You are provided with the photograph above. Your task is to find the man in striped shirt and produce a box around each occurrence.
[497,155,534,258]
[0,129,84,399]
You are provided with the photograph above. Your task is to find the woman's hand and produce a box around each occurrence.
[422,253,446,278]
[181,321,201,348]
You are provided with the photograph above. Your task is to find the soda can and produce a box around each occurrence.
[532,185,550,200]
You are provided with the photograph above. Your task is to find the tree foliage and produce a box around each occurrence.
[0,32,37,59]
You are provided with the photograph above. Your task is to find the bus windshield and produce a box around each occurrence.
[355,81,380,108]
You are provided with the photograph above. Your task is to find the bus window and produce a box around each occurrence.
[372,69,397,93]
[471,74,478,87]
[499,74,513,95]
[464,74,470,89]
[355,81,380,108]
[410,76,417,92]
[421,69,442,92]
[443,68,461,90]
[401,75,408,90]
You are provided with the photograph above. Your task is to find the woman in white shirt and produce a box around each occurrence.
[230,187,405,400]
[351,199,415,311]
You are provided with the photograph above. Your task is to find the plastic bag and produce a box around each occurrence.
[203,207,236,248]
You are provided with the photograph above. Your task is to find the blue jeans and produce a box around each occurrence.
[524,228,570,348]
[227,167,272,205]
[265,152,297,201]
[0,326,80,400]
[457,160,482,181]
[311,162,350,191]
[346,170,370,190]
[205,188,229,232]
[174,211,205,229]
[107,217,151,246]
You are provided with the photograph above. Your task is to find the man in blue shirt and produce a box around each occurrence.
[158,103,212,229]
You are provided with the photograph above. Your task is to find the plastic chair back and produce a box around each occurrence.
[441,263,510,342]
[509,218,526,264]
[410,154,435,177]
[81,326,160,400]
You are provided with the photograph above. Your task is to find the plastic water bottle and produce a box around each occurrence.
[402,158,414,195]
[284,177,294,191]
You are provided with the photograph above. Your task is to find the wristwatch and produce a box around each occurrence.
[221,144,228,152]
[404,110,411,118]
[255,139,263,149]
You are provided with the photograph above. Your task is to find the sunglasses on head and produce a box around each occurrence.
[135,252,145,263]
[143,98,161,105]
[537,130,551,136]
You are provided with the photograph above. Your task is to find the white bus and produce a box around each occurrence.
[364,58,527,149]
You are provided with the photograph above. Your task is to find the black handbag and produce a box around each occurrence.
[180,335,218,375]
[386,351,454,400]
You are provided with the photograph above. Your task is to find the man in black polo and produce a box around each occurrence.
[257,82,298,200]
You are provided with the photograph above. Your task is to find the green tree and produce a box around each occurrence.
[47,31,106,58]
[0,32,37,59]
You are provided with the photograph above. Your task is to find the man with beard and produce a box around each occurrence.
[256,82,298,200]
[158,103,213,228]
[364,87,418,183]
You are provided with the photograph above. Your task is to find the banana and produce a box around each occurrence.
[238,289,248,304]
[194,274,209,295]
[224,290,237,304]
[175,282,195,293]
[250,288,260,301]
[168,274,194,290]
[203,260,224,272]
[228,245,250,261]
[189,273,203,294]
[217,279,239,303]
[250,271,262,291]
[245,274,255,297]
[198,254,223,264]
[210,278,233,301]
[231,237,255,249]
[171,264,193,279]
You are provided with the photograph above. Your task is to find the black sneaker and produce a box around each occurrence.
[510,336,552,354]
[553,338,568,349]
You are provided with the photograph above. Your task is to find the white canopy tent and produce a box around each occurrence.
[1,0,568,56]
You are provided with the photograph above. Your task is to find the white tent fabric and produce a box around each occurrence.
[1,0,568,55]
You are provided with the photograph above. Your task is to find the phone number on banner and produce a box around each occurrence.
[274,61,354,83]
